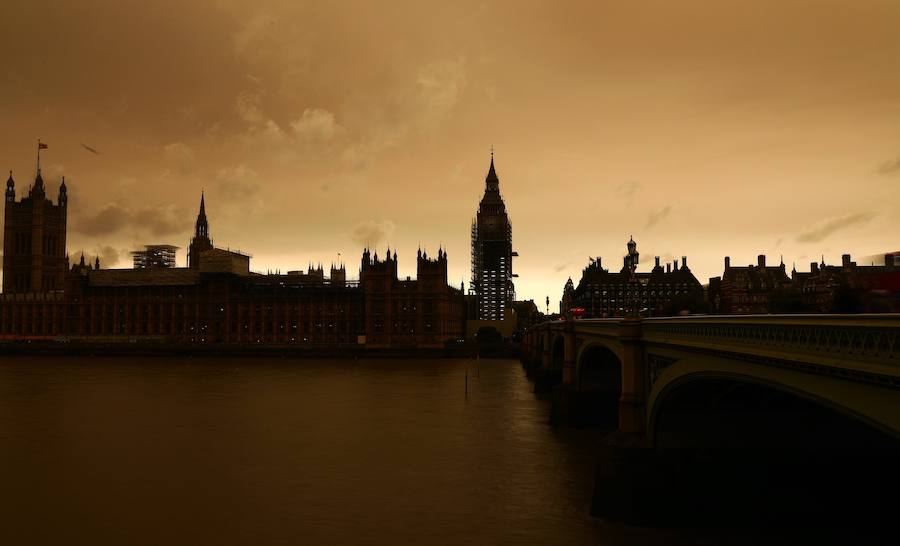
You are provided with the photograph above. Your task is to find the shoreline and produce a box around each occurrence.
[0,341,519,359]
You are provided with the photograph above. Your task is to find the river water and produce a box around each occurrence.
[0,357,850,545]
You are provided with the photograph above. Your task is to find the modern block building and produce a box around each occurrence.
[132,245,179,269]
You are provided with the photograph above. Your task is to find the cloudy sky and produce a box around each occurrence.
[2,0,899,305]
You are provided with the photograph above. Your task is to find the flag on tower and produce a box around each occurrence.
[38,142,48,150]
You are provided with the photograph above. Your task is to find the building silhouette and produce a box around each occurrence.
[562,237,703,318]
[360,246,466,347]
[706,253,900,314]
[706,255,792,314]
[3,168,68,294]
[471,154,515,321]
[791,253,899,312]
[0,187,466,346]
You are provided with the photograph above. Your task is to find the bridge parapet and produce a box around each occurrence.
[641,314,900,386]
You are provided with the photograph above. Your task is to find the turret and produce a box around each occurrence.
[58,177,67,206]
[5,171,14,202]
[625,236,639,273]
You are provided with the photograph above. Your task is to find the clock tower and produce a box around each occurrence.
[471,153,515,321]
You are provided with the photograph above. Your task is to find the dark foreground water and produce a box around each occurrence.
[0,357,870,545]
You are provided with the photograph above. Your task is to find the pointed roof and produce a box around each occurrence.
[199,191,207,219]
[479,152,505,211]
[6,170,13,186]
[486,155,498,184]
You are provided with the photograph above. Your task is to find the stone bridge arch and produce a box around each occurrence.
[647,353,900,448]
[551,334,566,369]
[568,339,625,427]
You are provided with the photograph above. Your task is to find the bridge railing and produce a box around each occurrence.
[640,314,900,378]
[530,315,900,378]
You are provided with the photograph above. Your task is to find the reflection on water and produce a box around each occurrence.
[0,357,845,545]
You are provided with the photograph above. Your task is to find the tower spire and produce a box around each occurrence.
[195,191,209,238]
[485,149,499,192]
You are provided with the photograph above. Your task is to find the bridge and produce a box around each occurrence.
[522,315,900,524]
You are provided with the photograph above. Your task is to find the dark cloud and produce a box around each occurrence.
[877,155,900,176]
[645,206,672,229]
[133,208,190,237]
[102,246,121,267]
[350,220,395,247]
[74,204,189,238]
[97,246,122,268]
[796,212,876,243]
[75,204,130,236]
[214,165,260,202]
[614,181,640,203]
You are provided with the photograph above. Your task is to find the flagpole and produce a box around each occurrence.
[35,139,48,181]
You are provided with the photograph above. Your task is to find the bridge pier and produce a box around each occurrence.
[550,323,577,422]
[617,317,646,435]
[541,330,551,370]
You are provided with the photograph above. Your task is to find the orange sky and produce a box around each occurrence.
[2,0,899,305]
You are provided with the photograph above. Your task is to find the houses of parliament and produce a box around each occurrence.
[0,157,485,347]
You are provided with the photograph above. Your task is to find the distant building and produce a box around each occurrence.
[706,253,900,314]
[471,154,516,321]
[0,189,467,347]
[3,169,68,293]
[792,253,900,313]
[132,245,179,269]
[360,246,466,347]
[564,237,703,318]
[707,255,792,314]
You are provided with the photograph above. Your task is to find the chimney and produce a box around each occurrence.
[597,257,602,268]
[681,256,687,269]
[673,259,679,271]
[842,254,851,268]
[655,256,660,268]
[666,263,671,273]
[757,254,766,268]
[811,262,819,273]
[724,256,731,269]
